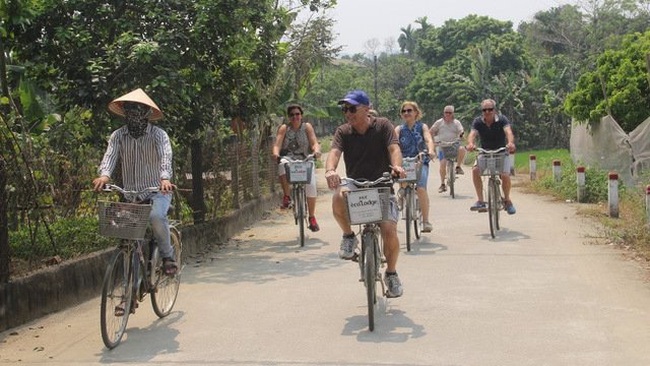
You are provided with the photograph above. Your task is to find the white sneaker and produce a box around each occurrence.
[384,272,403,298]
[338,235,358,259]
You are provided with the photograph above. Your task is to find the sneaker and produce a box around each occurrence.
[281,195,291,209]
[504,200,516,215]
[438,184,447,193]
[470,201,487,212]
[422,222,433,233]
[339,235,358,259]
[384,272,403,298]
[308,216,320,232]
[456,166,464,175]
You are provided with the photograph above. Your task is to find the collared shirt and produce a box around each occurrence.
[471,114,511,150]
[99,123,173,197]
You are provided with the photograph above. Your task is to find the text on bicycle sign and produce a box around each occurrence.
[347,189,383,224]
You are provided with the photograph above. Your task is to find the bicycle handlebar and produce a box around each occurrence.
[279,154,315,164]
[476,147,508,154]
[102,184,160,203]
[340,172,394,188]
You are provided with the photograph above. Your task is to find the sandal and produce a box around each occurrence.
[163,257,178,276]
[114,299,137,316]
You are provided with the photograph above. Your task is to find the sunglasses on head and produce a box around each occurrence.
[482,108,494,112]
[401,108,414,114]
[341,105,358,114]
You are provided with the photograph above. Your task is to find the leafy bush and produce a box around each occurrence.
[9,217,116,261]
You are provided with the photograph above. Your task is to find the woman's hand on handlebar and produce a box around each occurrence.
[160,179,175,193]
[92,176,110,192]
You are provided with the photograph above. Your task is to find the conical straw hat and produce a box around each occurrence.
[107,88,163,121]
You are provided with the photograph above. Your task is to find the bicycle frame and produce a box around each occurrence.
[341,173,393,331]
[398,155,424,251]
[476,147,507,238]
[439,140,460,199]
[280,155,315,247]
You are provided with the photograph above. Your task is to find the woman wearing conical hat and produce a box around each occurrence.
[92,88,178,275]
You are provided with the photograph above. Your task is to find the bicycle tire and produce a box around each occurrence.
[100,247,133,349]
[495,181,502,231]
[404,187,412,252]
[297,187,306,247]
[488,178,499,238]
[362,231,377,331]
[151,228,182,318]
[413,193,422,240]
[448,160,455,199]
[291,188,298,225]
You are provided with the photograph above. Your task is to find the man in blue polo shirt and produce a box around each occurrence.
[466,98,517,215]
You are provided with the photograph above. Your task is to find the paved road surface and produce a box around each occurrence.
[2,158,650,366]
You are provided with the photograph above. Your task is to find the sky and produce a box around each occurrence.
[328,0,575,55]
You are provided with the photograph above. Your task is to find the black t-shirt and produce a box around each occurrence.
[471,114,511,150]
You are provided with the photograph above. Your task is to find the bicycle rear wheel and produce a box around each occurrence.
[448,160,456,198]
[151,228,182,318]
[362,231,377,331]
[100,247,133,349]
[404,187,412,252]
[488,178,499,238]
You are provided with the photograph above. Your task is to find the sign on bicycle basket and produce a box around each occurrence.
[346,188,388,225]
[286,161,311,183]
[401,160,418,182]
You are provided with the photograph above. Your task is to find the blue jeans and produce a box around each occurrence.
[149,192,173,259]
[417,163,430,188]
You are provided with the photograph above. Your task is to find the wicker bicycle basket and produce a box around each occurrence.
[478,153,507,176]
[98,201,151,240]
[285,161,312,184]
[441,144,459,160]
[344,187,391,225]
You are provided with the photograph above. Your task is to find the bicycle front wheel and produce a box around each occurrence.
[362,231,377,331]
[297,187,306,247]
[404,187,412,252]
[448,160,455,198]
[151,228,182,318]
[413,193,423,240]
[488,178,499,238]
[100,247,133,349]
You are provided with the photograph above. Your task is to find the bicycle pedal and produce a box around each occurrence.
[351,253,359,262]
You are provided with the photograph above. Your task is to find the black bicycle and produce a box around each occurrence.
[281,154,315,247]
[477,147,507,238]
[342,173,394,331]
[98,184,182,349]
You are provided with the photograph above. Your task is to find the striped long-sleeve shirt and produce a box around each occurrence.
[99,124,173,197]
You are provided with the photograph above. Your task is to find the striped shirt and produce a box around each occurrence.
[99,124,173,197]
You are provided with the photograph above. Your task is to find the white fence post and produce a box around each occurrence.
[553,160,562,183]
[646,185,650,226]
[608,172,619,218]
[529,155,536,181]
[576,166,586,203]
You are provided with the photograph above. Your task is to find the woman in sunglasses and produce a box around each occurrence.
[394,101,435,233]
[271,104,322,231]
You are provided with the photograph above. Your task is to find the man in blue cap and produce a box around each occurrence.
[324,90,406,298]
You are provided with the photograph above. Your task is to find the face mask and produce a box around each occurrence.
[123,103,151,138]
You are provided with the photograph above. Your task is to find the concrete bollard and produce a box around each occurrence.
[608,172,619,218]
[576,166,586,202]
[646,185,650,226]
[529,155,536,181]
[553,160,562,183]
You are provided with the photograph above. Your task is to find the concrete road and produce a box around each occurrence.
[2,158,650,366]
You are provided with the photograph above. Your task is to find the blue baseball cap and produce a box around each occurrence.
[338,90,370,106]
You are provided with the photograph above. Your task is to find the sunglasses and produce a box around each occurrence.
[482,108,494,112]
[401,108,414,114]
[289,112,301,117]
[444,111,453,114]
[341,105,358,114]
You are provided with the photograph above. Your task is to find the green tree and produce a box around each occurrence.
[564,30,650,132]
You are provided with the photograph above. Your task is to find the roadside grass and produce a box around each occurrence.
[510,148,650,263]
